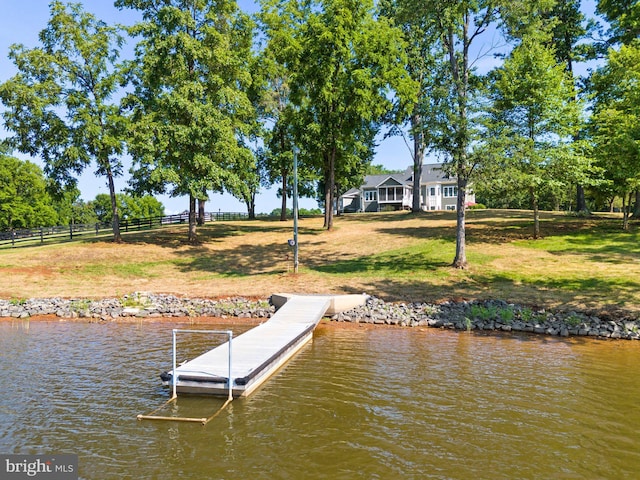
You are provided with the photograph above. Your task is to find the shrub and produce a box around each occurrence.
[499,308,514,324]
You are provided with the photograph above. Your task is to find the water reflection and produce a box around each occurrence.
[0,321,639,479]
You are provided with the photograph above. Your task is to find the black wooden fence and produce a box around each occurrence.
[0,211,248,248]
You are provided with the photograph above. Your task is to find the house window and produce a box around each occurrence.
[364,190,377,202]
[443,186,457,198]
[429,187,436,196]
[446,205,456,211]
[386,188,394,201]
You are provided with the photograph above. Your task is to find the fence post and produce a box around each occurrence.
[11,230,15,247]
[40,227,44,244]
[95,223,99,235]
[70,224,73,240]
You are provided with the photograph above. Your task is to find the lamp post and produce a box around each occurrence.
[292,146,299,273]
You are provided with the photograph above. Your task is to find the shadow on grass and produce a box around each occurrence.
[62,211,638,295]
[170,241,293,276]
[539,231,640,264]
[118,222,292,248]
[372,210,640,264]
[312,250,451,275]
[337,270,640,316]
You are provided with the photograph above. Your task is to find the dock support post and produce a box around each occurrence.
[227,331,233,401]
[172,329,178,400]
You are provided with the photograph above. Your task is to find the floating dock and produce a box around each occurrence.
[161,294,367,397]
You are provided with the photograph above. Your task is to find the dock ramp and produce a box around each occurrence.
[166,295,334,397]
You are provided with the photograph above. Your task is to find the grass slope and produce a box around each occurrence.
[1,210,638,315]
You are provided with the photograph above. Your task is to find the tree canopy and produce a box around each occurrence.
[0,1,127,241]
[91,193,164,224]
[1,0,640,254]
[0,155,58,230]
[483,34,586,238]
[118,0,256,242]
[259,0,417,229]
[597,0,640,44]
[590,41,640,229]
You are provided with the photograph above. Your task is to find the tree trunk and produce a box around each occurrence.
[323,149,336,230]
[452,176,468,269]
[576,184,587,213]
[622,192,631,231]
[197,198,205,226]
[280,174,288,221]
[411,113,424,213]
[188,194,197,243]
[247,192,256,220]
[632,189,640,218]
[567,50,587,215]
[107,169,121,243]
[447,19,471,269]
[532,189,540,239]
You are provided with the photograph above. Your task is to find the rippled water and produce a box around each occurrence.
[1,320,639,479]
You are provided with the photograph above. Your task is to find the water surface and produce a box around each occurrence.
[1,320,639,479]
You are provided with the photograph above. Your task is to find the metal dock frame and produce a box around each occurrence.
[137,329,234,425]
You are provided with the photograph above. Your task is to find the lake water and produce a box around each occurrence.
[1,320,639,479]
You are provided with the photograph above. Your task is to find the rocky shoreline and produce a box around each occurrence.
[1,293,639,340]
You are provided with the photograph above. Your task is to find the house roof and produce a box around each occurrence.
[341,163,455,198]
[361,163,453,189]
[360,173,412,189]
[415,163,453,183]
[341,188,360,197]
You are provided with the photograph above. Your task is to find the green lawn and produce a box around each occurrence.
[0,209,638,316]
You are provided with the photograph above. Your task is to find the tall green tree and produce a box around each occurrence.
[255,64,296,221]
[253,47,320,221]
[544,0,598,212]
[0,155,58,230]
[590,41,640,230]
[484,36,586,238]
[0,2,127,241]
[597,0,640,44]
[408,0,555,267]
[118,0,255,242]
[260,0,416,230]
[413,0,498,267]
[226,145,264,219]
[256,0,306,221]
[380,0,449,213]
[226,53,277,220]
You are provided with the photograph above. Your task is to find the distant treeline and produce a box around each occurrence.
[0,154,164,231]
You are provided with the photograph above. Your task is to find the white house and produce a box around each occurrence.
[339,164,475,213]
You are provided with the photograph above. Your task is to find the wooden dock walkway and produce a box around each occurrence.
[168,295,334,397]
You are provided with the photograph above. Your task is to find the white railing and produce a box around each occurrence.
[137,329,234,424]
[172,329,234,401]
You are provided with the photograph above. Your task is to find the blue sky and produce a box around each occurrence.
[0,1,601,214]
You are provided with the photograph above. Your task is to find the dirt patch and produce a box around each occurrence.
[2,266,56,277]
